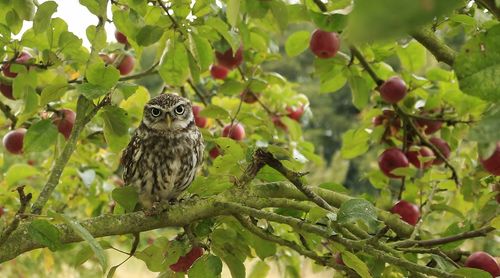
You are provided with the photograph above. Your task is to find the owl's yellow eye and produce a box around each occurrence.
[174,105,185,115]
[150,108,161,117]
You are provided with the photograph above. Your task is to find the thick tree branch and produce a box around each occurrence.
[411,28,456,66]
[476,0,500,19]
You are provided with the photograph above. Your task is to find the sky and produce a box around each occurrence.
[20,0,116,47]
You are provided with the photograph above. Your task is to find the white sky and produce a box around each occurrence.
[20,0,116,47]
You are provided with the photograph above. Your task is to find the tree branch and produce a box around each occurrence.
[392,226,495,248]
[349,46,385,86]
[255,149,335,212]
[0,100,17,128]
[411,28,456,66]
[0,186,32,247]
[30,96,110,214]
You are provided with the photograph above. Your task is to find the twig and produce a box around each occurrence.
[312,0,327,12]
[409,183,437,240]
[405,113,475,125]
[30,95,111,214]
[0,100,17,128]
[392,226,495,248]
[254,148,335,212]
[0,186,33,247]
[186,79,224,127]
[233,214,359,276]
[395,106,461,187]
[156,0,179,29]
[119,62,159,81]
[349,46,384,86]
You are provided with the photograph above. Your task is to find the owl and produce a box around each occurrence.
[121,94,204,209]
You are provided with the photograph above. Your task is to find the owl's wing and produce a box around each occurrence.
[121,133,141,184]
[195,130,204,168]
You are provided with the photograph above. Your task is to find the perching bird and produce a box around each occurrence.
[121,93,204,209]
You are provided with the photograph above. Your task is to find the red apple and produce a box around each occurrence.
[379,77,407,104]
[215,46,243,69]
[406,146,434,169]
[464,251,500,277]
[2,128,27,155]
[115,31,129,45]
[416,118,443,134]
[192,105,208,128]
[209,147,221,159]
[378,148,410,178]
[286,106,304,121]
[428,137,450,165]
[390,200,420,226]
[222,123,245,141]
[115,54,135,75]
[54,109,76,140]
[0,83,14,100]
[169,247,204,272]
[309,29,340,59]
[240,90,260,104]
[480,142,500,176]
[2,51,32,78]
[210,64,229,80]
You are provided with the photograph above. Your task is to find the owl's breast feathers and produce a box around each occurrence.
[121,124,204,204]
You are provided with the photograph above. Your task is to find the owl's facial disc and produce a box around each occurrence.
[143,102,194,131]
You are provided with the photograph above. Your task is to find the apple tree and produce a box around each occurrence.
[0,0,499,277]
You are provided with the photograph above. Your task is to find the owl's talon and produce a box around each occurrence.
[143,202,164,216]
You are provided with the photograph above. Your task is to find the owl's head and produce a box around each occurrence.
[142,94,194,131]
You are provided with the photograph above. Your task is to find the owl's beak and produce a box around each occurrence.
[164,114,172,127]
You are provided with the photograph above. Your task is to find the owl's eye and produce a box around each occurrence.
[150,108,162,117]
[174,105,185,115]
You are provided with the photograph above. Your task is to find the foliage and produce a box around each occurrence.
[0,0,499,277]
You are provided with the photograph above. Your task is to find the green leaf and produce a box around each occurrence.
[33,1,58,34]
[348,75,371,109]
[100,106,130,152]
[455,24,500,101]
[226,0,240,27]
[100,106,130,136]
[135,245,168,272]
[106,265,119,278]
[24,120,58,153]
[52,213,108,272]
[285,31,310,57]
[28,220,63,251]
[5,164,39,188]
[188,254,223,278]
[337,199,380,230]
[340,128,370,159]
[205,17,239,51]
[77,83,108,99]
[397,40,426,72]
[111,187,138,213]
[13,0,35,20]
[270,0,288,31]
[341,251,373,278]
[159,39,190,86]
[248,261,270,278]
[136,25,164,46]
[469,106,500,143]
[188,33,214,72]
[199,105,230,119]
[321,73,347,93]
[491,215,500,230]
[310,12,347,33]
[453,268,492,278]
[40,84,69,106]
[86,63,120,90]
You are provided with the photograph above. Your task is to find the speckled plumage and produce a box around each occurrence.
[121,94,204,208]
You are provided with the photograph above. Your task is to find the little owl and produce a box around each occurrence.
[121,94,204,209]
